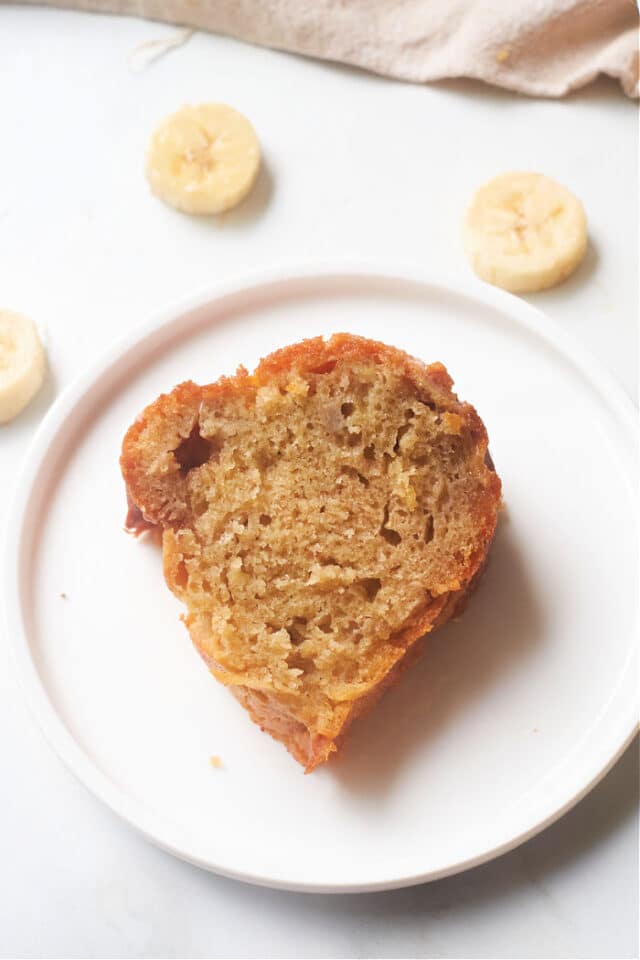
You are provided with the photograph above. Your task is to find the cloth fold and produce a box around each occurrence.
[24,0,639,97]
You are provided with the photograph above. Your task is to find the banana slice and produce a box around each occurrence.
[146,103,261,215]
[0,310,46,424]
[463,172,587,293]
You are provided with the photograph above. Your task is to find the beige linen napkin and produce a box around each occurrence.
[25,0,639,96]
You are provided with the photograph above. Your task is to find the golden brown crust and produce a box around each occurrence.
[121,334,501,771]
[121,335,493,532]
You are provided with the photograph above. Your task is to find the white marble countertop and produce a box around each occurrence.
[0,8,637,958]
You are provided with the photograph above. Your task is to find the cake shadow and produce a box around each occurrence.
[330,516,543,795]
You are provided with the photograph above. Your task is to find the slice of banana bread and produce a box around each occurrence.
[121,334,501,771]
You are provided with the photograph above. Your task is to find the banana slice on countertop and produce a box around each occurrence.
[463,172,588,293]
[145,103,261,215]
[0,310,46,424]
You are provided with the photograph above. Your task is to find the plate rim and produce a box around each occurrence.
[3,261,638,893]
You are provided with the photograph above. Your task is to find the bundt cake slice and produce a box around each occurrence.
[121,334,501,771]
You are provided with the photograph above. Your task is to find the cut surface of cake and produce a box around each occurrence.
[121,334,501,771]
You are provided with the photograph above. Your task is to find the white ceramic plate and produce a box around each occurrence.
[4,266,638,893]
